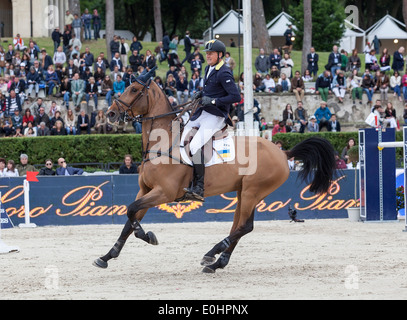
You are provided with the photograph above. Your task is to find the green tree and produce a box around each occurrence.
[289,0,345,52]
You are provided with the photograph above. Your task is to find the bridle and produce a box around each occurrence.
[111,76,198,164]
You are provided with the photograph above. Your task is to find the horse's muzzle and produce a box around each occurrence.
[107,110,119,123]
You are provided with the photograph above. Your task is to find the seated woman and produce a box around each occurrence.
[332,71,347,103]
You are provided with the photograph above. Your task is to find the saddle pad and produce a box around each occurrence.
[180,135,235,167]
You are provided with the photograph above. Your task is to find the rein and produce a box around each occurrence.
[113,78,200,164]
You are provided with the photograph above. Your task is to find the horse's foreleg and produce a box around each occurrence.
[93,187,169,269]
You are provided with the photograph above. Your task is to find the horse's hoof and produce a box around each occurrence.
[147,231,159,245]
[200,256,216,266]
[202,266,216,273]
[93,258,108,269]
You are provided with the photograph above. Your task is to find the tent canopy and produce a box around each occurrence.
[267,11,295,36]
[203,10,243,39]
[366,14,407,40]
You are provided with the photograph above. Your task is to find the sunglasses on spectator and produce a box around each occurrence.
[46,163,52,166]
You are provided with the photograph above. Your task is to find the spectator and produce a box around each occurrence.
[294,101,308,134]
[349,49,361,72]
[113,74,125,98]
[314,101,332,131]
[189,72,200,98]
[69,33,82,53]
[110,52,123,72]
[349,73,363,105]
[142,49,156,74]
[340,49,348,72]
[77,110,91,135]
[85,77,98,109]
[341,138,355,163]
[253,72,265,92]
[262,74,276,92]
[224,52,236,74]
[379,48,391,72]
[164,73,177,96]
[335,152,347,169]
[181,31,192,65]
[13,34,26,51]
[275,73,291,93]
[269,48,281,71]
[282,103,294,122]
[374,70,390,102]
[361,71,375,105]
[71,73,85,111]
[291,70,305,102]
[119,38,130,68]
[51,27,63,53]
[307,115,319,132]
[65,109,77,135]
[392,47,405,73]
[302,69,313,82]
[51,119,66,136]
[101,75,114,106]
[327,45,342,76]
[82,9,92,41]
[280,52,293,78]
[37,121,50,136]
[390,70,402,102]
[176,73,189,104]
[190,54,203,77]
[110,36,120,58]
[255,48,270,76]
[282,24,294,53]
[272,120,287,136]
[0,113,12,136]
[384,102,397,129]
[92,9,101,40]
[56,158,84,176]
[119,154,139,174]
[327,114,341,132]
[13,127,24,137]
[129,50,142,73]
[16,154,36,177]
[26,66,40,99]
[0,46,6,76]
[0,158,6,177]
[122,67,136,88]
[65,10,75,32]
[39,159,56,176]
[4,160,19,177]
[50,109,64,129]
[40,49,53,72]
[95,110,107,134]
[34,106,50,129]
[11,109,23,133]
[307,47,319,77]
[5,44,14,64]
[315,70,332,102]
[130,36,143,54]
[6,89,22,116]
[45,65,59,96]
[332,70,346,103]
[22,108,34,129]
[59,76,71,108]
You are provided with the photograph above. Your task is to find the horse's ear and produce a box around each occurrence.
[137,66,158,83]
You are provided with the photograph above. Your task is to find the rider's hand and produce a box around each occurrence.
[202,96,215,107]
[192,91,203,100]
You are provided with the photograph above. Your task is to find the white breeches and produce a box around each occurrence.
[181,110,226,156]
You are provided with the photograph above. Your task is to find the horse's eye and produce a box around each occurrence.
[132,88,138,93]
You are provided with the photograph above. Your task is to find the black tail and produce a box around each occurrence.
[286,137,336,194]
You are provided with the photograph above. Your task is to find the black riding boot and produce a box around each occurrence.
[184,150,205,202]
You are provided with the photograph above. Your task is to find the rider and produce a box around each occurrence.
[182,39,241,201]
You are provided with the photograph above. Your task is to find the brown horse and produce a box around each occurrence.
[93,71,336,273]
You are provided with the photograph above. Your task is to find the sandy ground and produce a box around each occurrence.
[1,219,407,300]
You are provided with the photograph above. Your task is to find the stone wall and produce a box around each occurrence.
[253,91,405,132]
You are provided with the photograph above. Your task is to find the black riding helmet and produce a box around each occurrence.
[204,39,226,64]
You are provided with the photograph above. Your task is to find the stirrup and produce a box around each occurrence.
[183,188,205,202]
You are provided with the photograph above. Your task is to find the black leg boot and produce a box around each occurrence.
[183,149,205,202]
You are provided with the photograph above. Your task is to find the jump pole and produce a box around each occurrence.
[358,126,407,225]
[0,192,20,254]
[19,179,37,228]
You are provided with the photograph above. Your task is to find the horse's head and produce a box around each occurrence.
[107,67,157,123]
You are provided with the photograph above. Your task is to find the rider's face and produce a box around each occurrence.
[206,51,220,66]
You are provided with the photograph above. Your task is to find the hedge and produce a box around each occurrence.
[0,134,143,165]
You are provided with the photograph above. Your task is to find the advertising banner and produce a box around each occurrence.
[0,171,357,226]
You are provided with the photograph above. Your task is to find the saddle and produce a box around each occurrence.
[182,126,230,165]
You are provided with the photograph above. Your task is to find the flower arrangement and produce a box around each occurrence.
[396,186,405,211]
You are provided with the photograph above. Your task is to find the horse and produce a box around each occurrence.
[93,70,336,273]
